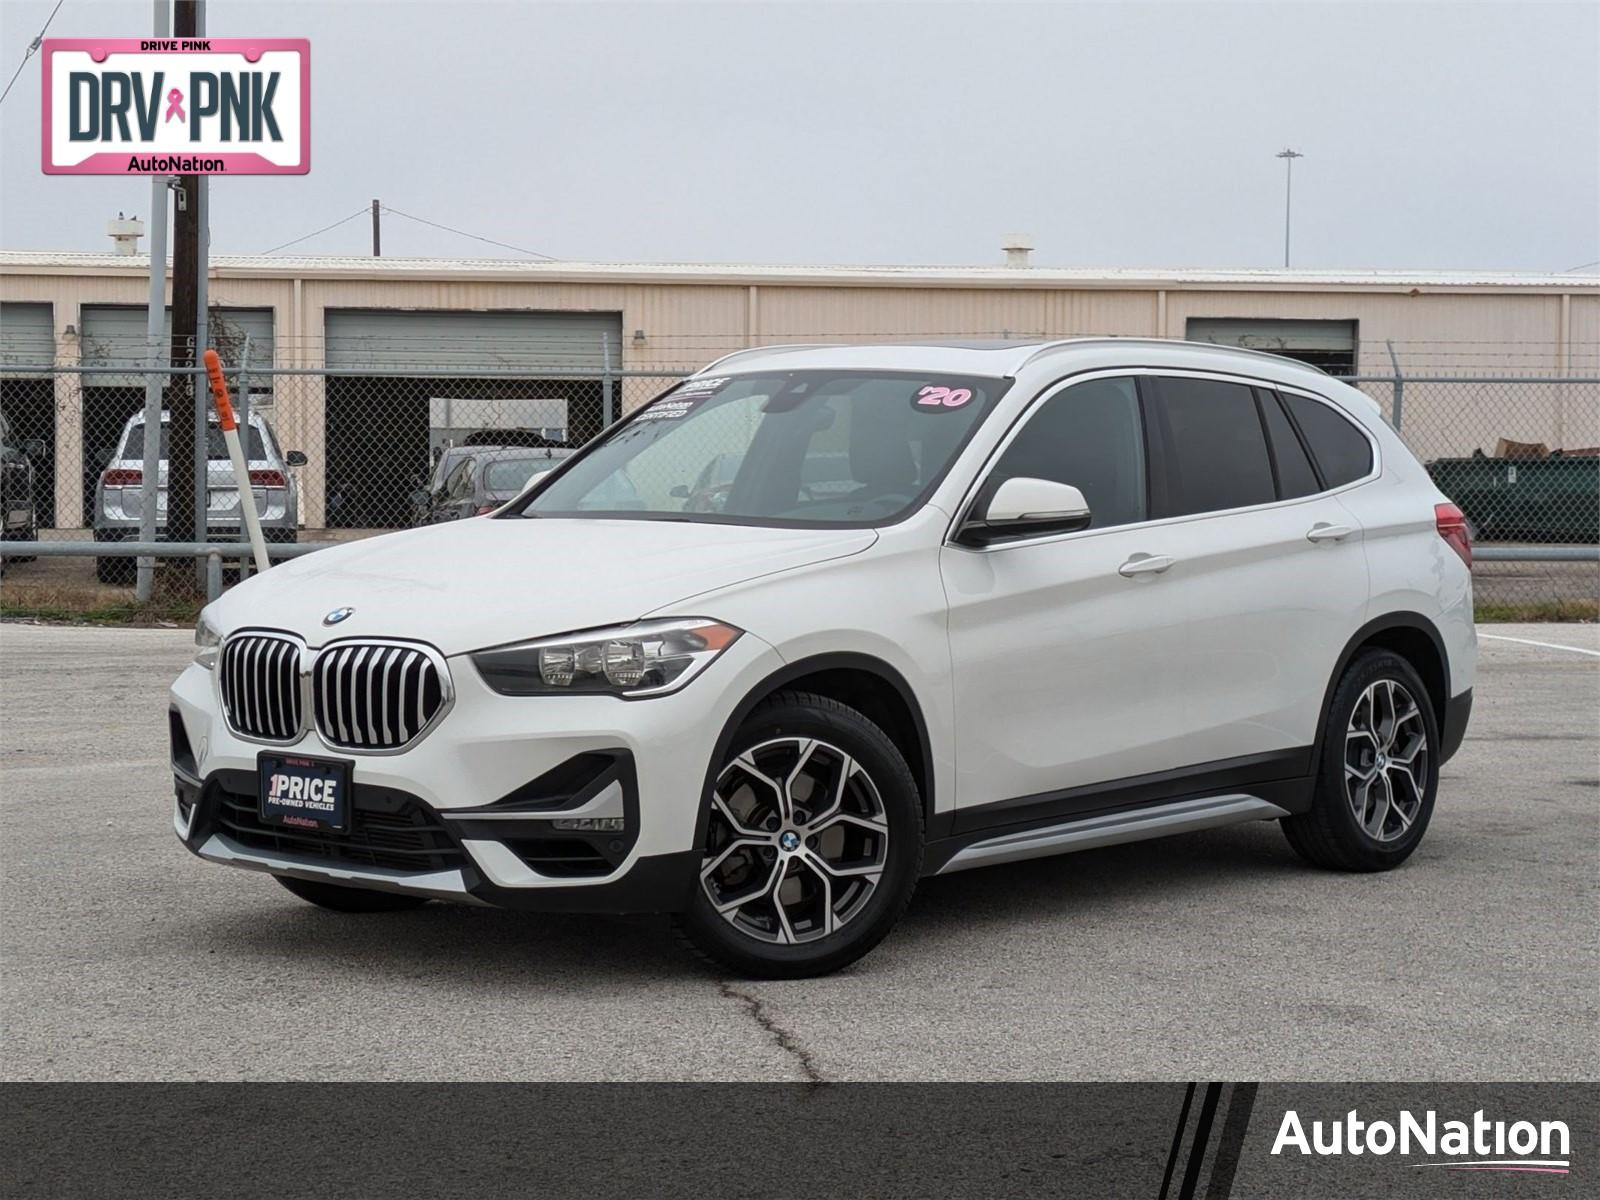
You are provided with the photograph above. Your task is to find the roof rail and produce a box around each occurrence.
[1016,337,1331,375]
[694,344,844,374]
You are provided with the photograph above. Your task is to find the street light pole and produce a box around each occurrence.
[1276,148,1303,268]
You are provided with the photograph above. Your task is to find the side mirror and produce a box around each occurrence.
[22,439,44,459]
[669,484,690,498]
[959,477,1092,545]
[528,468,552,486]
[285,450,308,467]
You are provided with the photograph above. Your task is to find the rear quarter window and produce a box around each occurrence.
[1282,392,1374,488]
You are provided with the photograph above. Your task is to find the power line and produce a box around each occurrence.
[0,0,65,108]
[259,207,370,255]
[381,205,559,260]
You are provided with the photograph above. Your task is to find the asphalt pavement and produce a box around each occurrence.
[1,622,1594,1082]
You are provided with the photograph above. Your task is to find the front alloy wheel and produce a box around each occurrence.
[675,691,923,978]
[701,736,889,945]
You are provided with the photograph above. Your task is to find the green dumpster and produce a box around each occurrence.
[1428,454,1599,543]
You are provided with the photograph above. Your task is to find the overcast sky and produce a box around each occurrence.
[1,0,1596,272]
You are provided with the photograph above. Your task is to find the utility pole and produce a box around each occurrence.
[372,199,381,256]
[1276,148,1303,268]
[164,1,201,586]
[137,0,172,602]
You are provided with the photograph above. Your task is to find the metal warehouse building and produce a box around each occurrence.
[2,250,1596,530]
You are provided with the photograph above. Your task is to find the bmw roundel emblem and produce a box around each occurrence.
[323,606,355,626]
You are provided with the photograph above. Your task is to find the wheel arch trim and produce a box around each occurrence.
[1313,611,1450,771]
[693,652,937,851]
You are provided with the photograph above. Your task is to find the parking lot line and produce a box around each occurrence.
[1478,633,1600,658]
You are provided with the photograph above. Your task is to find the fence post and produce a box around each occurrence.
[601,331,615,428]
[1385,340,1404,431]
[205,549,222,601]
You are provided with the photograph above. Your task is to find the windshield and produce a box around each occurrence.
[125,423,270,461]
[483,457,546,492]
[522,370,1006,526]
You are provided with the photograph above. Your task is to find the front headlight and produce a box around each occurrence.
[472,618,742,697]
[194,613,222,669]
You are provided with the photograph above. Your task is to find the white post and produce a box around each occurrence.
[203,350,270,574]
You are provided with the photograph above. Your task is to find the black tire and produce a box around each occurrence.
[95,556,135,585]
[273,874,432,912]
[1283,649,1440,872]
[674,690,924,979]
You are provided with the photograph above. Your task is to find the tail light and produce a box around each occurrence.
[248,469,287,487]
[102,468,142,486]
[1435,502,1472,567]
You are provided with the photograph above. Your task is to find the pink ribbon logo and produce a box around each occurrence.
[164,88,185,123]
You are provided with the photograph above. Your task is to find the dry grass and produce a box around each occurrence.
[1473,599,1598,623]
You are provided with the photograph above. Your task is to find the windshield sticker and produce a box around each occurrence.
[676,376,731,397]
[637,396,703,422]
[913,384,975,411]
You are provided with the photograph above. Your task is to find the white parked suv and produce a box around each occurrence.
[170,339,1476,977]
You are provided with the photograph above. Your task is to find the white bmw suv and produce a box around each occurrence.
[171,339,1475,977]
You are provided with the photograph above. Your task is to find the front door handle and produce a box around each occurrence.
[1118,553,1175,578]
[1306,522,1354,543]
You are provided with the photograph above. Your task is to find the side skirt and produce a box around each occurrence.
[929,793,1291,875]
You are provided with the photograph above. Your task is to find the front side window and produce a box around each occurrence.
[984,376,1147,530]
[522,371,1007,527]
[444,458,475,501]
[1152,377,1276,516]
[1282,392,1373,488]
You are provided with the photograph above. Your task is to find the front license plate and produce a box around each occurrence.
[258,753,352,833]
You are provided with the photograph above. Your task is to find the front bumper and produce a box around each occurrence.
[168,629,781,913]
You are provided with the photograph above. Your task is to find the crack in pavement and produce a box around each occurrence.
[718,982,825,1084]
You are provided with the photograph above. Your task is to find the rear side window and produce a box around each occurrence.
[1282,392,1373,487]
[1151,377,1276,516]
[1257,389,1321,499]
[986,376,1146,529]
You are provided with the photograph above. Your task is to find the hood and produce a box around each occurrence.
[209,516,876,655]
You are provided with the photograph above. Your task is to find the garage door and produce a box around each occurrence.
[1186,317,1357,374]
[1,303,55,377]
[320,310,622,529]
[0,304,56,525]
[323,309,622,372]
[80,306,275,383]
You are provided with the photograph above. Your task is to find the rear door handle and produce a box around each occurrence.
[1306,522,1354,543]
[1118,553,1175,578]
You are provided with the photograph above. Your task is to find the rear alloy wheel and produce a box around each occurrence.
[1283,649,1440,871]
[1344,678,1430,843]
[676,692,922,978]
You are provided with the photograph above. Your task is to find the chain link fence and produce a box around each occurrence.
[1,340,1594,619]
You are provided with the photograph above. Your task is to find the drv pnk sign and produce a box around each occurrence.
[42,39,309,175]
